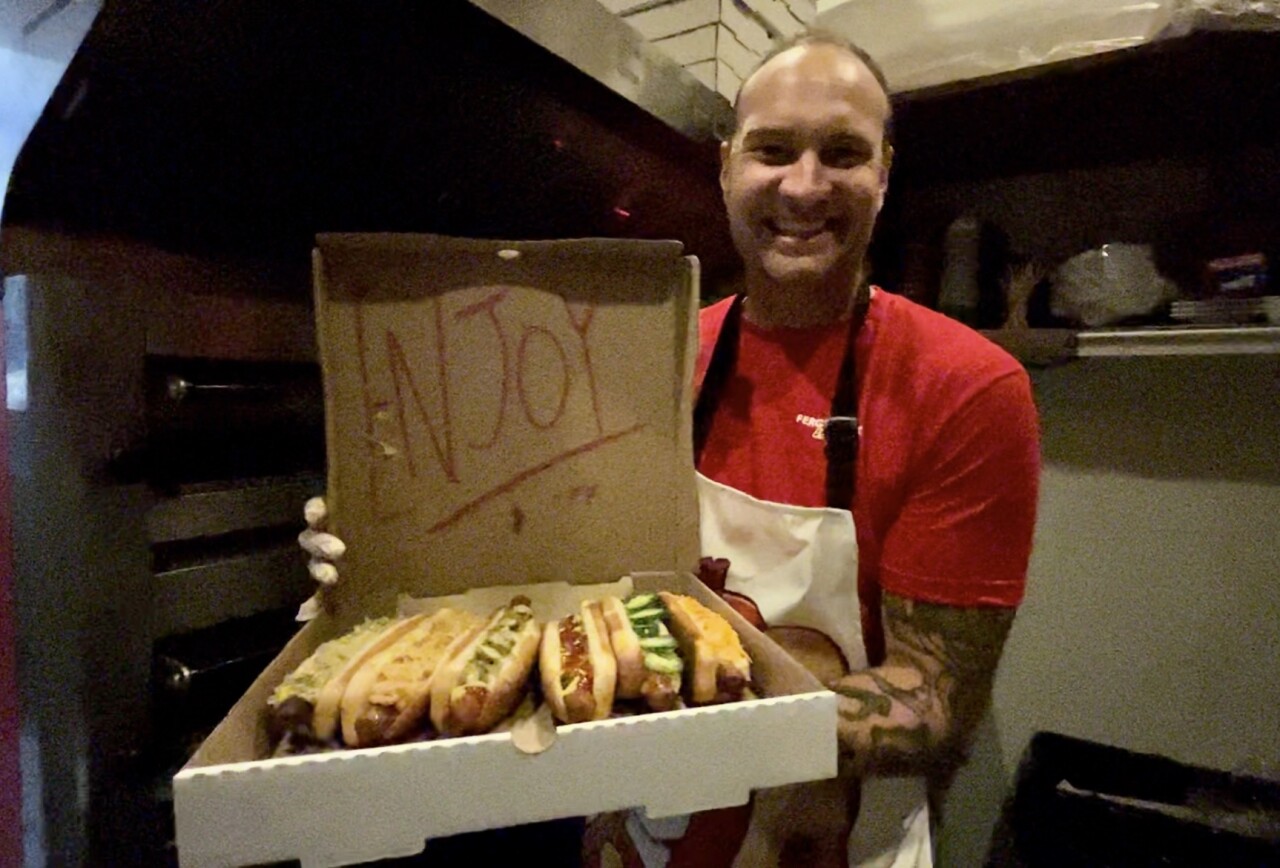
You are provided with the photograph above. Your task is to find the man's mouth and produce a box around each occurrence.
[766,219,835,242]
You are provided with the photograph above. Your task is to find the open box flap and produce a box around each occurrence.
[312,234,700,622]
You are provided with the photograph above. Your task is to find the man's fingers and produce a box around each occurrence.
[304,496,328,530]
[296,593,322,622]
[299,529,346,560]
[308,561,339,586]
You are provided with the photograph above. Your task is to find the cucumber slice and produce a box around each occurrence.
[644,652,683,675]
[625,593,658,611]
[476,643,503,663]
[628,607,664,623]
[639,636,678,651]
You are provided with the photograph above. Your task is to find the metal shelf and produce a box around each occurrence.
[1075,325,1280,357]
[982,325,1280,364]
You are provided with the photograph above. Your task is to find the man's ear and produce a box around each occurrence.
[874,143,893,211]
[719,139,732,192]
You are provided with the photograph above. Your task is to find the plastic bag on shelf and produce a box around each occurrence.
[1049,243,1180,327]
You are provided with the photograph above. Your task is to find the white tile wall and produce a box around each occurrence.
[606,0,820,105]
[686,58,718,89]
[624,0,719,41]
[653,23,718,66]
[749,0,811,36]
[716,23,759,81]
[716,59,743,102]
[719,0,773,54]
[785,0,817,25]
[598,0,653,12]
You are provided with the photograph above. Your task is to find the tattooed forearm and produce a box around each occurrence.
[831,684,891,720]
[831,592,1015,779]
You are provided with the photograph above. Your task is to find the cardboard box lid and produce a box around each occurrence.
[313,234,701,621]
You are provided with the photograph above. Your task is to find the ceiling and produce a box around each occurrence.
[1,0,737,286]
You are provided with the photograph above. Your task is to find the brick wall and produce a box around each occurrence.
[601,0,816,103]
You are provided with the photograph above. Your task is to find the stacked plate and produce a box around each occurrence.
[1170,296,1280,326]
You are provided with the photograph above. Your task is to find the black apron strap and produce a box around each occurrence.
[824,282,871,510]
[693,294,745,466]
[692,288,869,510]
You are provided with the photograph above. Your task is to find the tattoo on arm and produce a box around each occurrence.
[831,592,1015,779]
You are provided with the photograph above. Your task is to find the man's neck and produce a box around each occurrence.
[742,272,866,329]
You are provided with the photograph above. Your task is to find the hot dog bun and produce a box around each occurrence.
[540,600,617,724]
[658,591,750,705]
[600,594,683,712]
[339,607,484,747]
[600,596,646,698]
[429,596,540,736]
[311,615,428,742]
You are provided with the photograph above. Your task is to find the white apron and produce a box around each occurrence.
[697,471,932,868]
[627,291,931,867]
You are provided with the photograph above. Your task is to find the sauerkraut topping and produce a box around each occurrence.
[269,617,395,707]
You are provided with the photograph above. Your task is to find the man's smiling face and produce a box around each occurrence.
[721,43,891,299]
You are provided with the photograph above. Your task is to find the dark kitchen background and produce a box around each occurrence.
[2,0,1278,865]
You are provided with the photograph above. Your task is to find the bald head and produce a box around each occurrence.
[728,41,893,168]
[733,35,892,143]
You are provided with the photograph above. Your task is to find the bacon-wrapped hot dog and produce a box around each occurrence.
[429,596,540,736]
[600,594,683,712]
[540,600,617,723]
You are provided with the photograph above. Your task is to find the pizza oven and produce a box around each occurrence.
[3,0,736,863]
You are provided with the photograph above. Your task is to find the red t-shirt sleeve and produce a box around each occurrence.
[878,369,1041,608]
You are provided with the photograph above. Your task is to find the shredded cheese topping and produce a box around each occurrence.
[366,611,480,707]
[673,596,750,666]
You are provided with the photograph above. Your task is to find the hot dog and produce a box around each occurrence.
[339,607,484,747]
[658,591,751,705]
[266,615,420,748]
[311,615,430,742]
[600,594,683,712]
[429,596,540,736]
[540,600,617,723]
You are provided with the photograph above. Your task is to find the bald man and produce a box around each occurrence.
[584,31,1040,868]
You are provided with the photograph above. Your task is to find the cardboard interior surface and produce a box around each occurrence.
[311,234,701,622]
[175,573,836,867]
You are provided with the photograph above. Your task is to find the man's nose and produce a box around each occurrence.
[778,151,828,200]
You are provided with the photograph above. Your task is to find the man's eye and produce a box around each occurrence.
[752,145,794,165]
[822,146,870,168]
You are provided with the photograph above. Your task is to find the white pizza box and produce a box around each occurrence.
[171,234,838,867]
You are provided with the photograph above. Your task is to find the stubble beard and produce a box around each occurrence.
[745,244,868,328]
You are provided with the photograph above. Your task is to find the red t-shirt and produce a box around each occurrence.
[696,290,1041,664]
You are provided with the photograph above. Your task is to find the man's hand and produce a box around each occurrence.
[829,592,1014,780]
[295,496,346,620]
